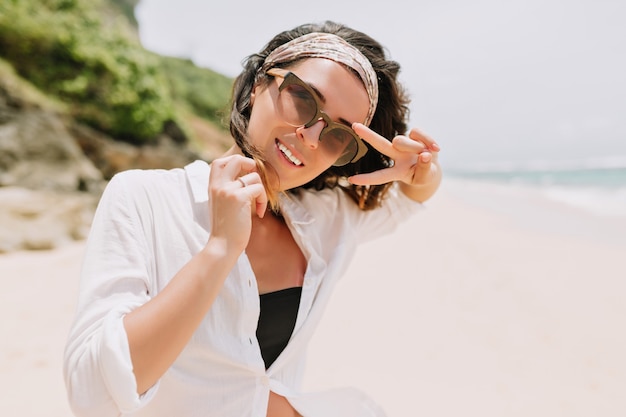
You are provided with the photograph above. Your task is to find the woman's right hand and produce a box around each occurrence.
[207,154,268,253]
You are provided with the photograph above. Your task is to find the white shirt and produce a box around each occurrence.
[63,160,420,417]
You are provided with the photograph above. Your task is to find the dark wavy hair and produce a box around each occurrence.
[230,21,410,210]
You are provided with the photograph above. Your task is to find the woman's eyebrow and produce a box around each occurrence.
[306,82,354,127]
[307,83,326,104]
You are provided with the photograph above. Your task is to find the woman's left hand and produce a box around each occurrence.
[348,123,441,195]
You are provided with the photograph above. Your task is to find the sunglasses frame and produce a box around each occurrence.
[266,67,369,166]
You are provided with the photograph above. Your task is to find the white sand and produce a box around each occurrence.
[304,180,626,416]
[0,241,84,417]
[1,179,625,416]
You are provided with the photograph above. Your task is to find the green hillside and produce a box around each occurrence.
[0,0,233,144]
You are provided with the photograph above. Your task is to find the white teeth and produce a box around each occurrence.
[278,143,303,166]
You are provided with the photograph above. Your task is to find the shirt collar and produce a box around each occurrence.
[278,192,315,229]
[184,160,211,203]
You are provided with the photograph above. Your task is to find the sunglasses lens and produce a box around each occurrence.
[279,83,317,126]
[320,133,358,166]
[321,127,355,154]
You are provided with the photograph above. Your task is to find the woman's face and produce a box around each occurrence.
[247,58,369,191]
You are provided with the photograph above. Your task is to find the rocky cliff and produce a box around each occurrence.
[0,61,222,252]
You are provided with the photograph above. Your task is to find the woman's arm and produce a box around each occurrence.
[123,237,240,394]
[125,154,267,394]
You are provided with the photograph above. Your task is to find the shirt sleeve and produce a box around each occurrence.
[63,172,159,417]
[346,182,424,243]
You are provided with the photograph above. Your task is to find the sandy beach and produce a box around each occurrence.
[1,178,625,417]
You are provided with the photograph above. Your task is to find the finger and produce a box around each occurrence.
[408,128,440,152]
[410,152,433,184]
[392,135,426,154]
[234,172,268,217]
[235,172,258,188]
[348,167,398,186]
[212,155,257,185]
[213,154,256,171]
[352,123,395,156]
[242,183,268,218]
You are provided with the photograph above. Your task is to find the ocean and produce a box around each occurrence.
[446,158,626,218]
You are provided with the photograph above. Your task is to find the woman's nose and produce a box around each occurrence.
[296,118,325,149]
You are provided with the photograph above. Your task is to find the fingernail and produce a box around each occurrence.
[421,153,432,163]
[431,142,440,151]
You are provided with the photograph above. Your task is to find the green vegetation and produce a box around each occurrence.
[160,56,233,127]
[108,0,140,27]
[0,0,233,143]
[0,57,67,113]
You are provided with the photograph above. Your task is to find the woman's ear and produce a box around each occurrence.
[250,84,257,106]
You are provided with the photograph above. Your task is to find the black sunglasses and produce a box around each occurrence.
[266,67,368,166]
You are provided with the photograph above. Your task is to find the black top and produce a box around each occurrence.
[256,286,302,369]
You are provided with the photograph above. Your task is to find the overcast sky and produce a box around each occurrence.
[135,0,626,170]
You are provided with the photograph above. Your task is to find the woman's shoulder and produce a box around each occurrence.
[109,165,188,191]
[296,185,340,203]
[288,186,358,221]
[103,165,191,209]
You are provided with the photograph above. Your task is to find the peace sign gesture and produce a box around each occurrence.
[348,123,442,202]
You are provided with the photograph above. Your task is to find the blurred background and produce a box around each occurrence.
[1,1,625,416]
[1,0,625,252]
[136,0,626,217]
[138,0,626,171]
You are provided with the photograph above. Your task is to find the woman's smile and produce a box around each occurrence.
[275,139,304,167]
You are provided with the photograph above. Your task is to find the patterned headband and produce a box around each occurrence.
[261,32,379,126]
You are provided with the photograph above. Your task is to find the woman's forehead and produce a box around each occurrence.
[287,58,364,90]
[287,58,370,123]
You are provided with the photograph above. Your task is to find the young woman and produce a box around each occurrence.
[64,21,442,417]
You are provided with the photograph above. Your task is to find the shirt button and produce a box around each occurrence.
[249,337,253,345]
[248,279,251,287]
